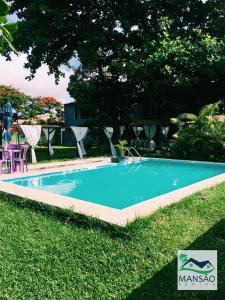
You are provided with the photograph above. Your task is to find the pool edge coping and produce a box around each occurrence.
[0,158,225,226]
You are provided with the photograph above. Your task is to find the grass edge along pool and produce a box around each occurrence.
[4,159,225,210]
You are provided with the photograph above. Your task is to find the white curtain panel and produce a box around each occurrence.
[161,125,170,137]
[20,125,42,163]
[104,127,117,156]
[60,128,65,145]
[144,125,157,139]
[43,128,56,156]
[70,126,89,158]
[133,126,143,140]
[120,126,125,136]
[149,139,156,151]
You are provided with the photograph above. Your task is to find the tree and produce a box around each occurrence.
[0,85,62,122]
[34,96,63,122]
[8,0,225,123]
[0,0,18,53]
[168,102,225,161]
[0,85,27,112]
[68,20,225,123]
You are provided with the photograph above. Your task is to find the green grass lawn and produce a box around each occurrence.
[30,145,221,165]
[0,183,225,299]
[30,145,105,164]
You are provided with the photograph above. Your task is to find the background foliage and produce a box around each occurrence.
[168,103,225,162]
[0,0,17,53]
[0,85,27,112]
[8,0,225,124]
[0,85,62,122]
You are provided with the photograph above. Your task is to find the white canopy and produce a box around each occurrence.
[42,128,56,156]
[144,125,157,139]
[104,127,117,156]
[20,125,42,163]
[133,126,143,140]
[120,126,125,136]
[71,126,89,158]
[161,125,170,137]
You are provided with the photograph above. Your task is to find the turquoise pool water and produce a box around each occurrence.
[5,159,225,209]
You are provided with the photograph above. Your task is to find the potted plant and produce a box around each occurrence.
[111,140,128,163]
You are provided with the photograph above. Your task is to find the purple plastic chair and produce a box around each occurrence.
[6,144,20,150]
[14,144,29,173]
[5,144,21,172]
[0,149,11,175]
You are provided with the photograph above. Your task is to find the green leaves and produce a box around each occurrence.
[115,140,128,156]
[0,0,18,54]
[0,15,7,23]
[7,0,225,119]
[4,22,18,33]
[0,0,9,15]
[168,102,225,162]
[0,23,18,53]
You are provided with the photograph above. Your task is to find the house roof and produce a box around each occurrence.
[64,100,76,105]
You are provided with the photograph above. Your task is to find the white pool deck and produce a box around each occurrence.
[0,157,225,227]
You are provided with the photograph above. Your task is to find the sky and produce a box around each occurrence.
[1,14,80,104]
[0,54,77,103]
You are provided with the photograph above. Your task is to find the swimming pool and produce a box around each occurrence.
[4,159,225,210]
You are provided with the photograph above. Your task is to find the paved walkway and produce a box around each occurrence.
[0,157,112,180]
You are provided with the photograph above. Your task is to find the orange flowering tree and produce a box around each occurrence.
[35,97,62,113]
[0,85,27,112]
[34,96,62,121]
[0,85,41,119]
[0,85,63,121]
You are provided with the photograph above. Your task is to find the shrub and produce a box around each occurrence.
[168,102,225,162]
[115,140,128,156]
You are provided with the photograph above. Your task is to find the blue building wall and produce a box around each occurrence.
[64,102,90,126]
[63,102,91,145]
[64,102,76,126]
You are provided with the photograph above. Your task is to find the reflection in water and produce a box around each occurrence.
[44,181,78,195]
[27,177,80,196]
[172,179,178,186]
[31,178,40,188]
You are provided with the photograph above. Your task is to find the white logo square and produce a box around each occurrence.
[177,250,217,290]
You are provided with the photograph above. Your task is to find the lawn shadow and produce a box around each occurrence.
[127,219,225,300]
[0,192,131,240]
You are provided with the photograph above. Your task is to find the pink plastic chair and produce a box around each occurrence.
[14,144,29,173]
